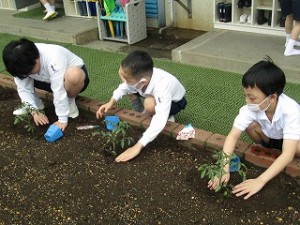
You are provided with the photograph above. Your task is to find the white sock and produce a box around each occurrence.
[284,39,300,56]
[285,33,300,47]
[286,34,291,43]
[44,3,54,13]
[68,97,76,105]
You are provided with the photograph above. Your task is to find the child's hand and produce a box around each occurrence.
[96,103,112,119]
[115,143,143,162]
[53,121,68,131]
[207,172,230,190]
[32,111,49,126]
[232,178,266,200]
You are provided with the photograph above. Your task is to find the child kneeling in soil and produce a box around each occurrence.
[96,50,187,162]
[208,57,300,199]
[2,38,90,131]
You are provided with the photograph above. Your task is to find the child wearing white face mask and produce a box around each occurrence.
[208,56,300,200]
[96,50,187,162]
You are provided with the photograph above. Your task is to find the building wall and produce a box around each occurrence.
[165,0,213,31]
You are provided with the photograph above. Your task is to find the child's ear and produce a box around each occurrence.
[270,93,278,102]
[138,78,148,86]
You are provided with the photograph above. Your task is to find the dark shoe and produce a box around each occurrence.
[217,2,225,22]
[237,0,245,8]
[268,11,272,26]
[280,16,286,27]
[257,10,267,25]
[244,0,251,7]
[223,3,232,22]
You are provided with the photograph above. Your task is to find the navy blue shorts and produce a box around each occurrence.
[133,93,187,116]
[261,138,283,150]
[34,65,90,93]
[169,97,187,116]
[278,0,300,21]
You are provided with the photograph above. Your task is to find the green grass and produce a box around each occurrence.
[12,6,65,20]
[1,33,300,142]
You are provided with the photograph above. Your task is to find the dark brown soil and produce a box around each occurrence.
[0,86,299,225]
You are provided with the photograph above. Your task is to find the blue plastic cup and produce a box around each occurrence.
[44,124,64,142]
[105,116,120,131]
[229,155,240,172]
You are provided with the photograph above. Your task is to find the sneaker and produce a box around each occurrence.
[43,11,58,20]
[13,102,45,116]
[247,14,251,24]
[168,115,175,122]
[68,102,79,118]
[240,14,248,23]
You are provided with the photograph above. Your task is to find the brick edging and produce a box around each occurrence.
[0,73,299,178]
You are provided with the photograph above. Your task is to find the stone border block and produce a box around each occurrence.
[234,141,251,157]
[206,133,226,151]
[140,117,151,129]
[245,145,280,168]
[285,159,300,177]
[115,109,148,127]
[162,121,180,136]
[76,96,100,111]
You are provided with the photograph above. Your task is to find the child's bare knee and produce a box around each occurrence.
[65,67,84,84]
[144,97,155,115]
[64,67,85,97]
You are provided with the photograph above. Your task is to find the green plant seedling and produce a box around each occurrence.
[13,102,41,134]
[93,120,134,156]
[198,151,247,197]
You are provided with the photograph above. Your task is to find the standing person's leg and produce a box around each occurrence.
[40,0,58,20]
[284,14,294,44]
[284,0,300,55]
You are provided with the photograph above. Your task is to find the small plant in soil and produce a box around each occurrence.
[13,102,40,134]
[93,120,134,156]
[198,151,247,197]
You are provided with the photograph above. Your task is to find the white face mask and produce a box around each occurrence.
[127,78,146,90]
[247,96,271,112]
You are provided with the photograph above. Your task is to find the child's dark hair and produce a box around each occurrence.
[242,56,286,96]
[121,50,153,78]
[2,38,39,79]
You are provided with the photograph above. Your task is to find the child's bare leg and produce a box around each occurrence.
[129,94,144,113]
[64,67,86,98]
[245,121,269,144]
[143,96,155,115]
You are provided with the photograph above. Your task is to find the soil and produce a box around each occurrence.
[0,86,300,225]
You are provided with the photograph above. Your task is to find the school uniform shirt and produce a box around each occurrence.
[234,93,300,140]
[113,67,186,146]
[14,43,84,123]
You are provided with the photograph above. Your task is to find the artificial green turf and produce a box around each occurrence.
[12,7,65,20]
[1,33,300,142]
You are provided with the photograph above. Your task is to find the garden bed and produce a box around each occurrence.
[0,86,299,224]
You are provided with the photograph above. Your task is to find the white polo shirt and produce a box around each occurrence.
[234,93,300,140]
[14,43,84,123]
[113,67,186,146]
